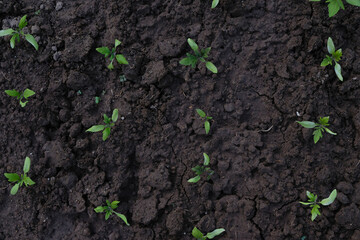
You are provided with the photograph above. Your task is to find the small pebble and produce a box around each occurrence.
[55,2,63,11]
[51,46,57,51]
[31,25,40,34]
[53,52,61,61]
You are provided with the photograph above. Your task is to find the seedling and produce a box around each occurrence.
[96,39,128,70]
[4,157,35,195]
[86,109,118,141]
[297,116,336,144]
[300,189,337,221]
[94,200,130,225]
[5,88,35,107]
[196,109,212,134]
[321,37,343,81]
[212,0,219,8]
[95,96,100,104]
[192,227,225,239]
[188,153,214,183]
[180,38,217,73]
[309,0,360,17]
[0,15,39,50]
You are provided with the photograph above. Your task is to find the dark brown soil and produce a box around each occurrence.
[1,0,360,239]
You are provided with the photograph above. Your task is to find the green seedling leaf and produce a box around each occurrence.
[327,37,335,54]
[95,96,100,104]
[206,228,226,239]
[311,205,321,221]
[94,206,105,213]
[179,57,196,66]
[115,212,130,226]
[205,121,210,134]
[23,157,31,173]
[297,121,316,128]
[86,125,105,132]
[105,211,111,220]
[23,89,35,98]
[110,201,120,209]
[334,63,343,81]
[203,153,210,165]
[107,62,114,70]
[5,90,20,97]
[192,227,204,239]
[320,189,337,205]
[324,127,337,135]
[24,177,35,186]
[187,38,199,53]
[333,49,342,62]
[19,101,27,107]
[4,173,20,182]
[313,129,322,143]
[328,0,341,17]
[18,15,28,30]
[11,183,20,195]
[196,109,206,118]
[346,0,360,6]
[114,39,121,48]
[212,0,220,8]
[112,109,119,122]
[96,47,111,57]
[0,28,15,37]
[10,35,16,48]
[25,34,38,50]
[116,54,128,64]
[206,61,218,73]
[188,175,201,183]
[299,201,312,205]
[102,127,111,141]
[321,56,332,66]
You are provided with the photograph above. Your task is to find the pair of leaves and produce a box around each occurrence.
[94,200,130,225]
[196,109,212,134]
[309,0,360,17]
[86,109,118,141]
[188,153,214,183]
[96,39,128,70]
[192,227,225,239]
[300,189,337,221]
[212,0,219,8]
[320,37,343,81]
[297,116,336,144]
[0,15,39,50]
[180,38,218,74]
[5,88,36,107]
[4,157,35,195]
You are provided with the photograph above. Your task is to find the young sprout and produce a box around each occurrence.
[96,39,128,70]
[309,0,360,17]
[4,157,35,195]
[94,200,130,225]
[196,109,212,134]
[297,116,336,144]
[300,189,337,221]
[95,96,100,104]
[180,38,218,74]
[192,227,225,239]
[212,0,219,8]
[188,153,214,183]
[0,15,38,50]
[5,88,35,107]
[86,109,118,141]
[321,37,343,81]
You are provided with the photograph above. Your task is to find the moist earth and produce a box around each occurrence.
[0,0,360,239]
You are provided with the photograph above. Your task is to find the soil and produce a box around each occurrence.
[0,0,360,239]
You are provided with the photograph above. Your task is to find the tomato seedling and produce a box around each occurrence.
[94,200,130,225]
[297,116,336,144]
[96,39,128,70]
[300,189,337,221]
[309,0,360,17]
[5,88,35,107]
[212,0,219,8]
[196,109,212,134]
[4,157,35,195]
[86,109,118,141]
[180,38,217,74]
[192,227,225,239]
[321,37,343,81]
[0,15,38,50]
[188,153,214,183]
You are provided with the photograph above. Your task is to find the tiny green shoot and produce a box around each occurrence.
[212,0,219,8]
[297,116,336,144]
[96,39,128,70]
[321,37,343,81]
[5,88,35,107]
[0,15,39,50]
[180,38,218,74]
[86,109,118,141]
[309,0,360,17]
[94,200,130,225]
[192,227,225,239]
[300,189,337,221]
[188,153,214,183]
[95,96,100,104]
[4,157,35,195]
[196,109,212,134]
